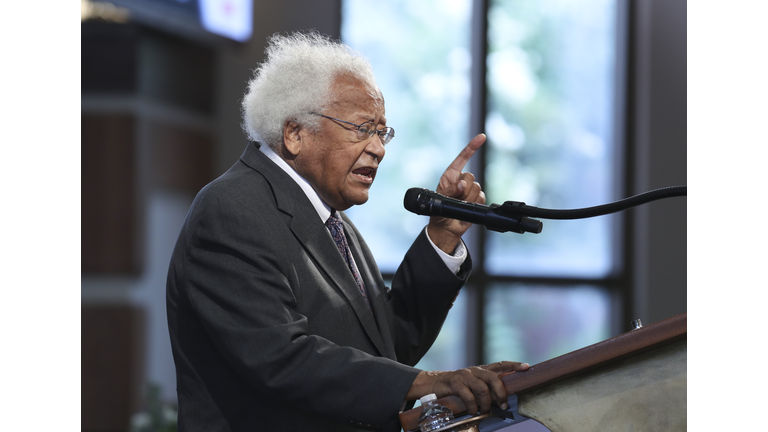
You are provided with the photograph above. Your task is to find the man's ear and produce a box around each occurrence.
[282,120,303,156]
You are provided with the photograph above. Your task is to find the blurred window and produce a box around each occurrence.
[485,0,617,278]
[343,0,619,370]
[342,0,473,274]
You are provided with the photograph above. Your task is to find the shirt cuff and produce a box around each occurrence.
[425,226,467,275]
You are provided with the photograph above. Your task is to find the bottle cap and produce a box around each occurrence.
[419,394,437,405]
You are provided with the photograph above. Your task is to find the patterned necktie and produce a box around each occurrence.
[325,211,372,311]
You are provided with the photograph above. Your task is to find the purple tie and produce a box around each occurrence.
[326,211,372,311]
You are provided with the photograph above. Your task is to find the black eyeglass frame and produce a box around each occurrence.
[310,112,395,145]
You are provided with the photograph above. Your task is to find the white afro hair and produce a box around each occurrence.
[241,31,378,150]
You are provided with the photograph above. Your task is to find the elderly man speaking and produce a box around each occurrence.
[166,31,529,432]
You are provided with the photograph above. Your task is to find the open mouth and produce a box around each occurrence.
[352,167,375,183]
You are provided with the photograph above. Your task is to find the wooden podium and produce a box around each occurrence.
[399,313,687,432]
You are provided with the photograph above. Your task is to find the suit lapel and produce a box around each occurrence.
[240,143,389,357]
[341,216,398,360]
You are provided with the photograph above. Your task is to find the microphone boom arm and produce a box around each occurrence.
[404,186,687,235]
[500,185,687,221]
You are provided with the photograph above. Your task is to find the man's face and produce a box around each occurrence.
[293,76,387,211]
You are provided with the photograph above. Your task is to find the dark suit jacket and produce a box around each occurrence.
[166,142,472,431]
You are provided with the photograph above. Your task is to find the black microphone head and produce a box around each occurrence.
[403,188,433,216]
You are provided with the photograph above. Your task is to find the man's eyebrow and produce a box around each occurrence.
[356,113,386,126]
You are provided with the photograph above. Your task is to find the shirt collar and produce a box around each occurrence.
[259,143,332,223]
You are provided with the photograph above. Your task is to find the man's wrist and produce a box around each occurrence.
[406,371,436,401]
[425,224,462,255]
[425,226,466,275]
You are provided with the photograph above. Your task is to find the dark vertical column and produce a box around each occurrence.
[468,0,489,366]
[625,0,687,326]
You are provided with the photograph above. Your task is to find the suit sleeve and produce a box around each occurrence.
[388,228,472,366]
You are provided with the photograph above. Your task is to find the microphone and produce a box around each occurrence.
[403,188,543,234]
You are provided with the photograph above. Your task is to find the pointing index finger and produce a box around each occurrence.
[446,133,486,174]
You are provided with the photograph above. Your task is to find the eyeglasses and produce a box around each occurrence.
[310,112,395,145]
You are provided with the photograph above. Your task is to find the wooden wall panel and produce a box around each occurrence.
[82,305,145,432]
[81,114,140,275]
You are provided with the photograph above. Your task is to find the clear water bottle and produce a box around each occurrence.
[418,394,455,432]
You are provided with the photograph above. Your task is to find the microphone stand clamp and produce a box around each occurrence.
[491,201,543,234]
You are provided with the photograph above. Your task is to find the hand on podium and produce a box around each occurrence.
[406,361,530,415]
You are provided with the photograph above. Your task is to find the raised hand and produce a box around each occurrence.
[428,133,487,254]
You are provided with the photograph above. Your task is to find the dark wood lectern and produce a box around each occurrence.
[399,313,687,431]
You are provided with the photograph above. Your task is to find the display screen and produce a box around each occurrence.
[105,0,253,42]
